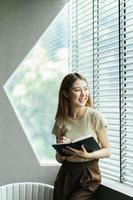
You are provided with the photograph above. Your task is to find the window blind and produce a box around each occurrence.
[93,0,120,181]
[120,0,133,186]
[69,0,133,187]
[69,0,94,92]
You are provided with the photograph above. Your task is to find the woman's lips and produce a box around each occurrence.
[79,98,87,102]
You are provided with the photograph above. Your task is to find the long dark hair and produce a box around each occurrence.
[55,73,92,120]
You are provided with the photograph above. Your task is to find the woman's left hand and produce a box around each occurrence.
[64,145,92,160]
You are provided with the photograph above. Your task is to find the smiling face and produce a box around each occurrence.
[56,73,92,119]
[68,79,89,108]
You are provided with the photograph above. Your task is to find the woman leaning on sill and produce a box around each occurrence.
[52,72,111,200]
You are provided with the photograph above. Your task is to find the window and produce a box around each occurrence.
[69,0,133,190]
[69,0,94,93]
[4,3,69,164]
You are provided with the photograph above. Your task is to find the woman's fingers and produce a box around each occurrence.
[65,147,79,156]
[81,145,87,152]
[57,136,70,143]
[65,145,87,157]
[62,149,72,155]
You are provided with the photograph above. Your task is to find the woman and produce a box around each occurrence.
[52,73,111,200]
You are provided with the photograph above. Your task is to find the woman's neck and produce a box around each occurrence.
[70,106,87,120]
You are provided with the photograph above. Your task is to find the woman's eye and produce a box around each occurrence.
[74,89,81,92]
[84,88,88,91]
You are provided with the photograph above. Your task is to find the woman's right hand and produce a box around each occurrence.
[57,136,70,144]
[56,136,70,163]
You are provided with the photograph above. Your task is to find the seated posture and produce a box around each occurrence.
[52,73,111,200]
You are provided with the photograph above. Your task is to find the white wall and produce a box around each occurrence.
[0,0,67,186]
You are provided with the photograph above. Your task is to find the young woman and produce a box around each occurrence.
[52,73,111,200]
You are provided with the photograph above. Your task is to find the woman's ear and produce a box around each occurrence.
[63,90,68,98]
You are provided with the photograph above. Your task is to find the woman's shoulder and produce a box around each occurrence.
[86,107,106,121]
[86,107,107,131]
[86,107,103,115]
[86,106,97,116]
[52,118,64,136]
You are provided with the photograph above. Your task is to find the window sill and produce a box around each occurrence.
[102,177,133,198]
[40,160,61,166]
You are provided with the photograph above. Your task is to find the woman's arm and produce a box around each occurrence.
[55,153,66,163]
[65,127,111,161]
[88,127,111,160]
[55,136,70,163]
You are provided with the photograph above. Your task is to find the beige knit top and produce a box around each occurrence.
[52,107,107,162]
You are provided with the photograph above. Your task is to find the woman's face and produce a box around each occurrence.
[68,79,89,108]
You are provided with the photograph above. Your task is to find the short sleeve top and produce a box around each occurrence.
[52,107,107,143]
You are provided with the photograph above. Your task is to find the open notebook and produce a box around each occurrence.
[52,135,101,156]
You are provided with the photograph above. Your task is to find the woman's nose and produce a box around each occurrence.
[81,90,85,96]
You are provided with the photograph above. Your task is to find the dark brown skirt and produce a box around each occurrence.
[54,160,101,200]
